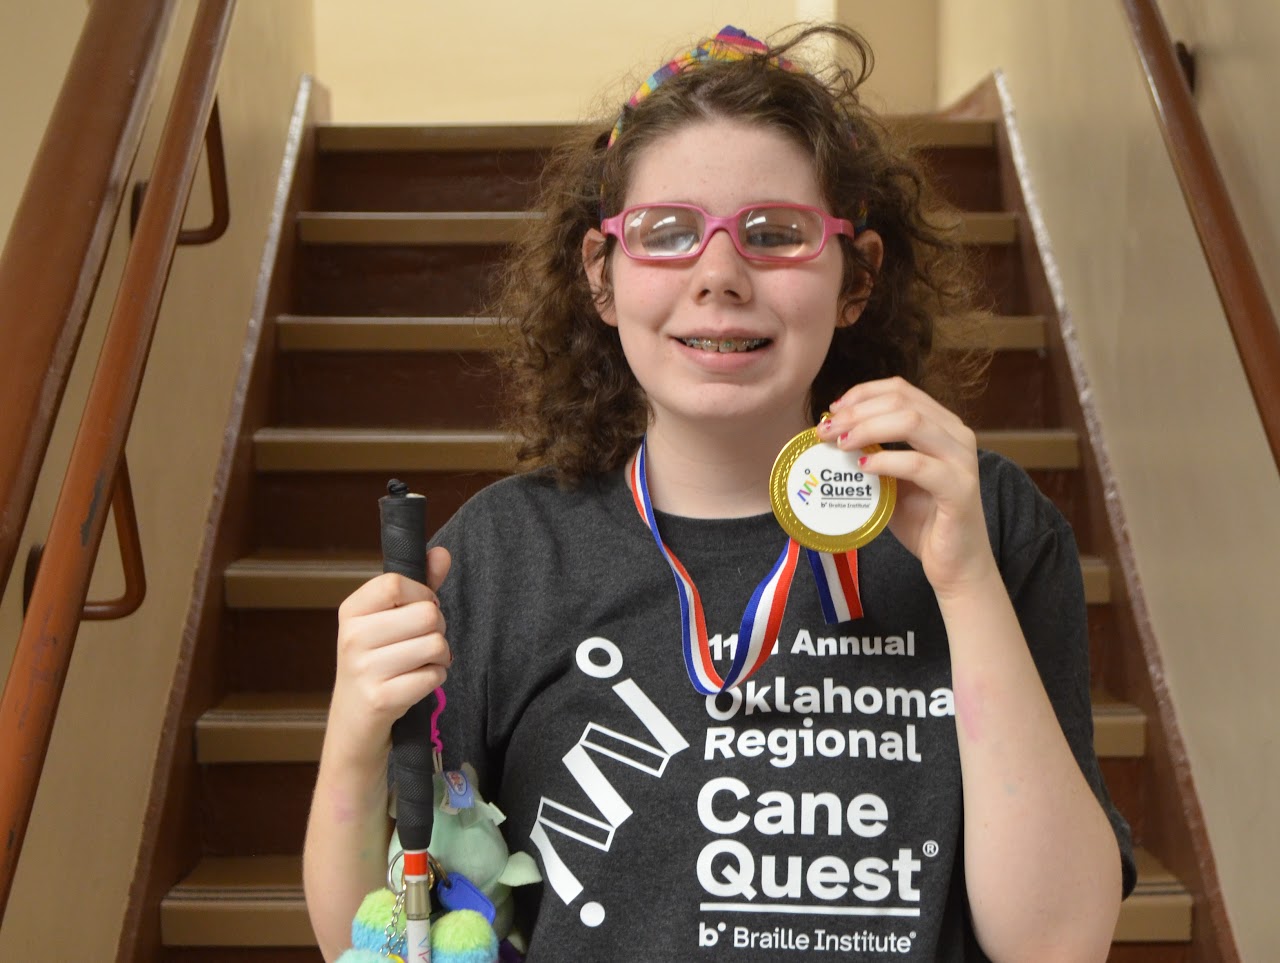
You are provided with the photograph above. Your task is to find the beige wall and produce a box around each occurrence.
[0,1,87,243]
[311,0,939,123]
[939,1,1280,957]
[0,1,316,955]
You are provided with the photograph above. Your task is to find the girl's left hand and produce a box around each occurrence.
[817,377,997,599]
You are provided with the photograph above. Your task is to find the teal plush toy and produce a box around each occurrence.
[388,764,541,940]
[337,764,540,962]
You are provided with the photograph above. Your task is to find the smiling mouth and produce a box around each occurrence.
[679,337,771,353]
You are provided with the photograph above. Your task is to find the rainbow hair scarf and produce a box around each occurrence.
[606,26,800,147]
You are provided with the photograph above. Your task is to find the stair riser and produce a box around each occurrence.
[314,149,551,212]
[200,764,318,857]
[294,243,507,317]
[916,145,1003,212]
[253,466,1082,550]
[1104,947,1190,962]
[246,467,1090,554]
[163,943,1187,961]
[271,350,505,429]
[272,348,1054,432]
[312,147,1001,215]
[294,241,1027,319]
[975,243,1028,315]
[223,581,1113,698]
[165,951,321,962]
[250,469,508,553]
[194,757,1145,861]
[961,350,1054,429]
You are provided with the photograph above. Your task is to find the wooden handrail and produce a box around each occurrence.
[0,0,238,921]
[1120,0,1280,472]
[0,0,177,601]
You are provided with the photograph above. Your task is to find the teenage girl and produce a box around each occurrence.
[304,24,1135,961]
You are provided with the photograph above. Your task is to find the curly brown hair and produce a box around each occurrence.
[494,23,988,485]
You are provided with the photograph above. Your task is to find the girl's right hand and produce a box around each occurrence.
[328,547,453,755]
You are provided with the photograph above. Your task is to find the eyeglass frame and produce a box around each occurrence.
[599,202,860,264]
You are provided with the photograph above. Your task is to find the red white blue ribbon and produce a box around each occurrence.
[628,438,863,695]
[806,548,861,624]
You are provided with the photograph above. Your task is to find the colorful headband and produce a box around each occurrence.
[606,26,800,148]
[603,26,869,233]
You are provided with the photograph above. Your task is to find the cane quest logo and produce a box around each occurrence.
[528,633,951,946]
[528,636,690,928]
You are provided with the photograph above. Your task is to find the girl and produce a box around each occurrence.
[304,24,1135,961]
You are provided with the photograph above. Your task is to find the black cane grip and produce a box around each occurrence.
[379,478,427,584]
[379,479,435,852]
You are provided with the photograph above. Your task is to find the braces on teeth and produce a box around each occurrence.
[681,338,769,352]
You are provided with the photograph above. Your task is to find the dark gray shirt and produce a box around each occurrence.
[424,451,1135,960]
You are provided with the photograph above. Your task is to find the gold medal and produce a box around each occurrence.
[769,418,896,552]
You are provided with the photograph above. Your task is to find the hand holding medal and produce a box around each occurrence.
[815,376,998,597]
[771,413,896,553]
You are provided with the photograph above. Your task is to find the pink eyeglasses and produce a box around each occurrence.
[600,202,857,263]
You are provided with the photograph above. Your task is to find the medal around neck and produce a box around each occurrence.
[770,423,896,552]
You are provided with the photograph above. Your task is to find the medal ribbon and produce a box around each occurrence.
[628,437,863,695]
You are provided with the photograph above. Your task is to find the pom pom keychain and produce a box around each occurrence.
[431,909,500,963]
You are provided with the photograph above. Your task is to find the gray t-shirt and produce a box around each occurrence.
[419,451,1135,960]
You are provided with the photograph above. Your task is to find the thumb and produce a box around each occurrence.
[426,546,452,592]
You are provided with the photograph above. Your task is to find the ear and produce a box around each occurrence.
[582,228,618,327]
[837,229,884,328]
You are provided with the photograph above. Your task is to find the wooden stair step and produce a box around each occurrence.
[159,845,1187,947]
[297,210,1015,247]
[276,315,508,352]
[976,314,1046,350]
[252,427,1077,473]
[1115,849,1194,942]
[314,117,995,154]
[224,553,1112,610]
[161,856,313,947]
[274,313,1048,353]
[298,210,538,245]
[253,428,515,472]
[197,689,1143,764]
[947,210,1018,245]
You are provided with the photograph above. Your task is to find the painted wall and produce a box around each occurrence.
[938,1,1280,956]
[0,1,316,954]
[0,1,86,238]
[311,0,940,123]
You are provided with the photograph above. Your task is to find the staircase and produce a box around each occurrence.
[127,81,1204,962]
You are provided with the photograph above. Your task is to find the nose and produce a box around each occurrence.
[692,226,752,303]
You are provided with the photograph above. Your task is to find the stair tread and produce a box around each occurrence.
[224,553,1112,608]
[315,116,995,153]
[158,845,1188,946]
[297,209,1015,246]
[197,688,1143,762]
[251,426,1077,472]
[275,313,1048,353]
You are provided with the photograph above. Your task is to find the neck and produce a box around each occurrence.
[641,412,810,518]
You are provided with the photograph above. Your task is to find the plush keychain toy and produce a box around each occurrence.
[339,900,497,963]
[335,763,541,963]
